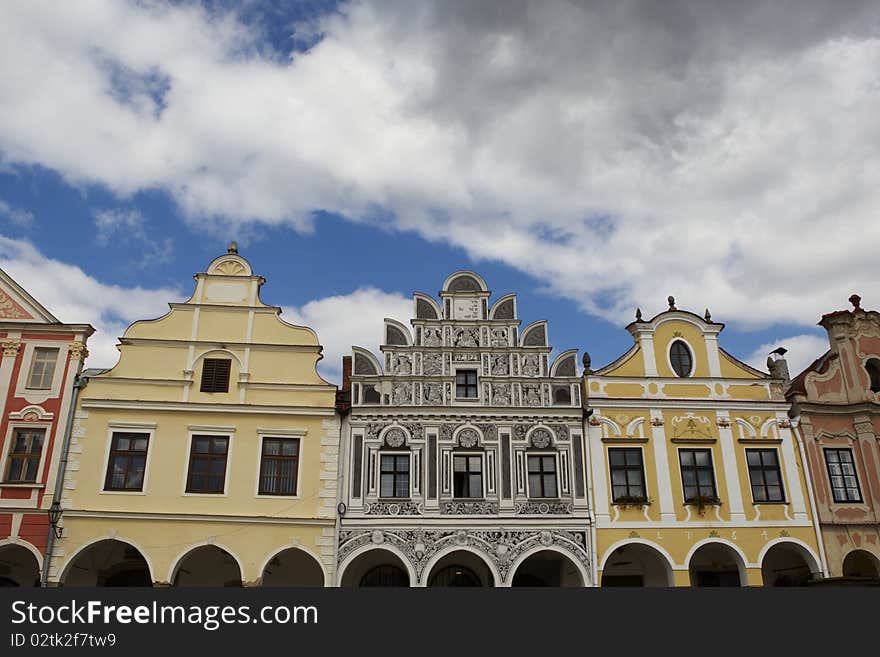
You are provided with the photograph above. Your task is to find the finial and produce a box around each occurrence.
[227,241,238,255]
[849,294,861,310]
[667,295,676,310]
[704,308,711,321]
[582,352,592,372]
[635,308,642,321]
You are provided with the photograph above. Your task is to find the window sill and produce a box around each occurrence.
[601,437,649,443]
[752,500,788,505]
[738,438,783,444]
[0,482,45,489]
[671,438,717,444]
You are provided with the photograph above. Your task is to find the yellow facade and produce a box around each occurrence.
[47,246,340,586]
[587,303,824,586]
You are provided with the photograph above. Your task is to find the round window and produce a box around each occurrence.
[670,340,693,377]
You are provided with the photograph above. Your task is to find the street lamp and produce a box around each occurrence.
[48,501,63,539]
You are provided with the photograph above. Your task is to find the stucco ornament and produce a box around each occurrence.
[423,354,443,375]
[492,384,511,406]
[392,353,412,374]
[454,328,479,348]
[423,383,443,404]
[491,354,509,375]
[522,355,540,376]
[490,328,508,347]
[457,428,479,449]
[523,384,543,407]
[392,383,412,405]
[384,427,407,448]
[530,428,552,449]
[2,339,22,357]
[423,328,442,347]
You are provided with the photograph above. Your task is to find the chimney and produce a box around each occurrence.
[767,347,790,383]
[336,355,352,415]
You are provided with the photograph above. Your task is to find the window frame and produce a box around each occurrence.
[452,452,485,499]
[184,434,231,495]
[746,448,786,504]
[454,369,479,400]
[526,452,559,499]
[26,347,60,390]
[199,358,232,393]
[379,452,411,499]
[823,447,862,504]
[103,431,151,492]
[678,448,718,502]
[865,358,880,394]
[608,447,648,503]
[258,436,301,497]
[668,339,694,378]
[2,427,47,484]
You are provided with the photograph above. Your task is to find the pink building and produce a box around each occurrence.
[787,295,880,582]
[0,268,93,586]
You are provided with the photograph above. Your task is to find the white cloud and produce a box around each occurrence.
[283,287,412,382]
[0,198,33,226]
[744,333,830,379]
[0,1,878,329]
[93,207,173,266]
[0,235,180,368]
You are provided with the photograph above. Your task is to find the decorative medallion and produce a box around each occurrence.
[384,427,407,448]
[529,428,552,449]
[457,428,480,449]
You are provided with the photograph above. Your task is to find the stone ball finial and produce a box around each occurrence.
[667,295,676,310]
[635,307,642,321]
[849,294,862,310]
[582,352,592,371]
[228,241,238,254]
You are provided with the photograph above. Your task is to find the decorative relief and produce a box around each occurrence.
[513,424,529,441]
[454,352,479,362]
[521,354,540,376]
[457,428,480,448]
[454,328,479,348]
[515,501,573,515]
[651,417,664,427]
[213,259,246,276]
[490,354,509,375]
[522,384,543,407]
[391,353,412,374]
[529,428,553,449]
[401,423,424,441]
[67,341,88,360]
[384,427,408,448]
[422,354,442,375]
[423,383,443,404]
[423,328,443,347]
[392,383,413,405]
[440,424,461,442]
[475,424,497,442]
[2,339,22,357]
[0,291,32,320]
[441,501,499,515]
[717,417,731,428]
[453,298,480,320]
[490,328,509,347]
[363,502,423,516]
[338,528,590,581]
[491,384,511,406]
[552,425,570,442]
[670,413,712,439]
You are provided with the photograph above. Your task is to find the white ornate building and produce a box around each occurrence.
[336,271,591,586]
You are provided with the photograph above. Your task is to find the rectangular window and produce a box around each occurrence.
[199,358,231,393]
[824,448,862,503]
[455,370,478,399]
[104,432,149,491]
[27,347,59,389]
[453,454,483,498]
[380,454,409,498]
[4,428,45,482]
[259,438,300,495]
[609,447,646,502]
[679,449,717,501]
[186,435,229,493]
[527,454,558,498]
[746,449,785,503]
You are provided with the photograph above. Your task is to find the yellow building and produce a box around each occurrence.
[46,245,340,586]
[587,298,825,586]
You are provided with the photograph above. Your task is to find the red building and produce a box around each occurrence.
[0,268,93,586]
[788,295,880,583]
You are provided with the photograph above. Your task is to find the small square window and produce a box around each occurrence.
[27,347,59,389]
[200,358,231,393]
[455,370,478,399]
[380,454,410,498]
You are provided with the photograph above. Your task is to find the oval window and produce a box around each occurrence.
[865,358,880,393]
[670,340,693,377]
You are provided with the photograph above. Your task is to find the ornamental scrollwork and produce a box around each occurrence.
[529,428,552,449]
[515,501,573,515]
[363,501,423,516]
[457,428,480,449]
[552,424,570,442]
[440,501,499,515]
[2,339,22,357]
[384,427,408,448]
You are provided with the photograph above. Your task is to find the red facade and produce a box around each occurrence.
[0,269,93,586]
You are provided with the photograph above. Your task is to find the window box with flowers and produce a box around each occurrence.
[612,495,652,510]
[684,494,722,516]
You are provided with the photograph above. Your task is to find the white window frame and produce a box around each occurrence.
[253,429,306,499]
[15,341,70,401]
[0,422,52,487]
[181,427,235,497]
[667,338,696,378]
[525,451,561,499]
[378,451,412,500]
[451,450,486,500]
[99,422,157,496]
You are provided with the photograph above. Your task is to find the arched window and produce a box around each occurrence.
[670,340,693,378]
[360,565,409,587]
[865,358,880,393]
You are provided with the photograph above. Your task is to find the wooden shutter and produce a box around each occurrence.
[200,358,231,392]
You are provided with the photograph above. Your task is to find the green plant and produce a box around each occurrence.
[613,495,652,510]
[684,494,722,515]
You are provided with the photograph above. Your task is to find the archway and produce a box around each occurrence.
[0,544,40,587]
[426,550,494,587]
[842,550,880,579]
[511,550,584,586]
[340,548,413,587]
[761,542,817,586]
[261,548,325,587]
[62,539,151,586]
[688,542,744,587]
[173,545,241,587]
[601,543,673,587]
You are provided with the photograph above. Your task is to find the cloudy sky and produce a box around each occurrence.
[2,0,876,381]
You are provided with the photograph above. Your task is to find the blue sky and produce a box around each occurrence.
[3,0,876,381]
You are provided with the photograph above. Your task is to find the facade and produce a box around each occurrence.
[586,298,825,586]
[336,271,591,586]
[786,295,880,582]
[45,245,340,586]
[0,269,93,586]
